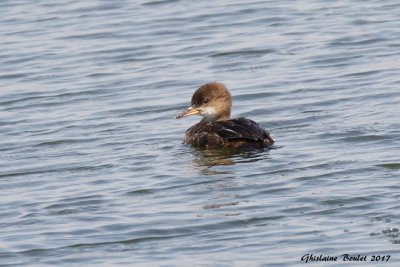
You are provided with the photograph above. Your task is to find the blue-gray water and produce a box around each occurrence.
[1,0,400,266]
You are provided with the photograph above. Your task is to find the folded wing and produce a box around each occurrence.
[184,117,274,147]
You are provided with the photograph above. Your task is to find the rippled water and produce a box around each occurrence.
[1,0,400,266]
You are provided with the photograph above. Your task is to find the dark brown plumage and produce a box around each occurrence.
[176,82,274,148]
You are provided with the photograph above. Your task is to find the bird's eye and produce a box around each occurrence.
[204,98,209,103]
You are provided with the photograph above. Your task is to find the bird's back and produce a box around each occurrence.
[184,117,274,148]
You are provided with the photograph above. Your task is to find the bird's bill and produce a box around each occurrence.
[175,107,201,119]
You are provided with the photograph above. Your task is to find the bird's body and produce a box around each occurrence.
[184,118,273,148]
[176,82,274,148]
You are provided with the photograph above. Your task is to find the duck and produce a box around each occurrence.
[175,82,274,148]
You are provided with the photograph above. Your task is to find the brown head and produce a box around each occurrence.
[176,82,232,122]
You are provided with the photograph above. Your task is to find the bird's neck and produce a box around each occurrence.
[201,111,230,123]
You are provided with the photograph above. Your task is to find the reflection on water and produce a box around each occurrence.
[191,146,273,169]
[189,147,275,218]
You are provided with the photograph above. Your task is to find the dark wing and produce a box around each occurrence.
[216,118,274,145]
[184,118,274,147]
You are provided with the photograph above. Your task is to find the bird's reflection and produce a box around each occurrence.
[191,146,275,175]
[185,146,278,218]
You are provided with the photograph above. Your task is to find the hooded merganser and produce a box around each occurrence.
[175,82,274,148]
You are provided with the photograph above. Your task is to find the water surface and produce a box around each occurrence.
[1,0,400,266]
